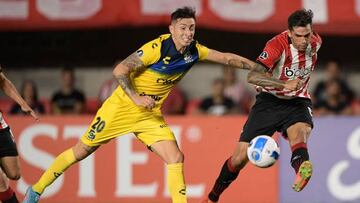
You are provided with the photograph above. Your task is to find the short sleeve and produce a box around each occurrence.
[256,37,283,70]
[136,36,163,66]
[196,42,209,61]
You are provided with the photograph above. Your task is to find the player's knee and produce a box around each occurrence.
[295,126,312,142]
[7,171,21,180]
[175,151,184,163]
[73,142,97,161]
[231,153,247,167]
[288,123,312,144]
[230,143,249,168]
[168,151,184,164]
[302,126,312,136]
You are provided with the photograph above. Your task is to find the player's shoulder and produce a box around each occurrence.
[194,40,207,50]
[264,31,288,50]
[142,34,170,49]
[272,31,289,44]
[138,34,171,58]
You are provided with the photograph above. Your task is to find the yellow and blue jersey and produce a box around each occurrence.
[111,34,209,112]
[82,34,209,146]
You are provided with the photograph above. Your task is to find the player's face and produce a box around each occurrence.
[169,18,195,50]
[288,24,312,51]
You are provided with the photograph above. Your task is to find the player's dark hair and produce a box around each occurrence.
[171,7,196,22]
[288,9,313,30]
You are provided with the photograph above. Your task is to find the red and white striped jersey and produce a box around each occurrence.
[0,111,9,129]
[256,31,322,99]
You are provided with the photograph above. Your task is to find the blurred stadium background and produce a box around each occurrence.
[0,0,360,203]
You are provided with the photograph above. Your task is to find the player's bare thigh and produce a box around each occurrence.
[151,140,184,164]
[0,167,9,191]
[0,156,20,180]
[286,122,312,146]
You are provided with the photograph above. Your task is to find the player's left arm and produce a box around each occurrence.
[248,63,303,91]
[205,49,256,70]
[0,66,38,120]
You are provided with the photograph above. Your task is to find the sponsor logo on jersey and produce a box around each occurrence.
[259,51,268,60]
[139,92,162,101]
[284,66,311,79]
[159,124,168,128]
[87,129,96,141]
[156,78,180,85]
[184,52,194,63]
[136,50,143,57]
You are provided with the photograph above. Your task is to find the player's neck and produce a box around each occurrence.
[175,43,186,54]
[171,36,187,54]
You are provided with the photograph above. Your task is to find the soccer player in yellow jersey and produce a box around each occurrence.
[23,7,255,203]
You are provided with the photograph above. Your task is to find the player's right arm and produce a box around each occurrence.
[0,65,38,120]
[113,53,155,109]
[112,36,162,109]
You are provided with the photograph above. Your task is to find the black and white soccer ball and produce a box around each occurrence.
[247,135,280,168]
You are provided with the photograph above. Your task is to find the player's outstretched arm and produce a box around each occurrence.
[113,53,155,109]
[205,49,256,70]
[0,67,38,120]
[247,63,303,91]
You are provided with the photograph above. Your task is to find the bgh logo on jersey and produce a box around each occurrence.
[285,66,311,79]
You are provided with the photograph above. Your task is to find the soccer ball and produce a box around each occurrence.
[247,135,280,168]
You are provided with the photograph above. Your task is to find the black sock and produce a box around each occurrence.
[291,143,309,173]
[3,193,19,203]
[208,158,240,202]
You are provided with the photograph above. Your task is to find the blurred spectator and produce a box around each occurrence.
[196,78,236,116]
[353,98,360,115]
[51,67,85,114]
[313,59,354,107]
[9,80,45,115]
[313,79,353,115]
[162,86,187,115]
[223,66,254,114]
[98,78,118,104]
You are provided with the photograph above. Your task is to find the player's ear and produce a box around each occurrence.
[287,29,292,38]
[169,24,174,34]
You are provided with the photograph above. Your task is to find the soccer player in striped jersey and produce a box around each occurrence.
[203,9,321,203]
[0,65,38,203]
[23,7,256,203]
